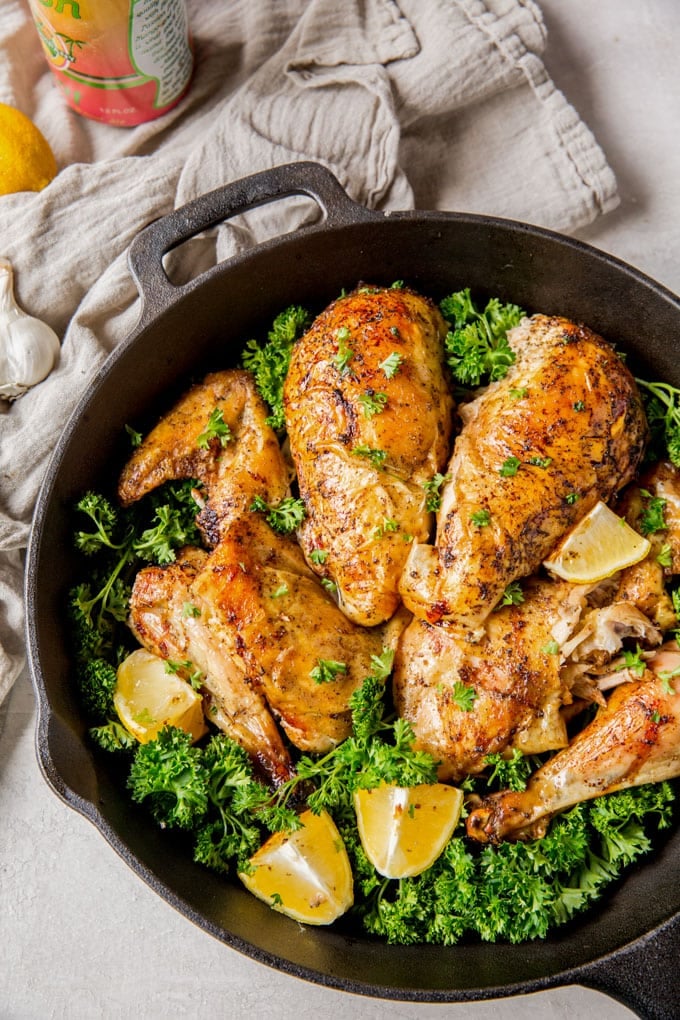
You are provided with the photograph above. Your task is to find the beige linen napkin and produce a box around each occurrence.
[0,0,618,704]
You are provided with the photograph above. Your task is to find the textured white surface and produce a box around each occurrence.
[2,1,679,1017]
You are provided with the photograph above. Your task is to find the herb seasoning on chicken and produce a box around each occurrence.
[283,284,454,627]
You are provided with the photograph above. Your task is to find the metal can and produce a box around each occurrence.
[27,0,194,127]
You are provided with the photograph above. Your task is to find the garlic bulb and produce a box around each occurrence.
[0,256,60,400]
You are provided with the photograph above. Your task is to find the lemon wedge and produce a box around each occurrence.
[354,783,464,879]
[113,648,208,744]
[239,809,353,925]
[543,500,651,584]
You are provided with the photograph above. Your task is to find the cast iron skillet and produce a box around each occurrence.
[26,162,680,1019]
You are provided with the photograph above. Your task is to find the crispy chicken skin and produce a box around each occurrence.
[123,369,388,763]
[283,285,454,627]
[399,315,648,638]
[118,369,290,542]
[190,516,385,752]
[129,547,294,785]
[392,577,573,780]
[466,644,680,844]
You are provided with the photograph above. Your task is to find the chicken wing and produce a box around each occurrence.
[283,285,454,627]
[400,315,648,639]
[118,369,290,543]
[466,644,680,843]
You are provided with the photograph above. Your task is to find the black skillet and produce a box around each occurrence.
[26,161,680,1019]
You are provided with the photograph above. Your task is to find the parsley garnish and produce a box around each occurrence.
[250,494,306,534]
[358,391,388,418]
[196,407,232,450]
[439,288,524,387]
[241,305,311,430]
[615,644,647,677]
[422,473,451,512]
[636,378,680,467]
[310,659,348,684]
[470,509,490,527]
[500,456,521,477]
[333,327,354,374]
[451,681,477,712]
[500,580,524,606]
[657,543,673,568]
[639,490,667,535]
[352,445,388,469]
[380,352,404,378]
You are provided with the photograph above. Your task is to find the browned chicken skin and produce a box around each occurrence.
[399,315,648,639]
[119,369,290,543]
[128,547,294,785]
[393,577,574,780]
[283,285,454,627]
[122,369,390,772]
[466,644,680,844]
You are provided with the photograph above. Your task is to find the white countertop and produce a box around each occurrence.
[2,2,678,1018]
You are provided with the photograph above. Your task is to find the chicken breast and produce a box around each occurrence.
[283,285,454,627]
[466,643,680,843]
[399,315,648,639]
[393,576,576,780]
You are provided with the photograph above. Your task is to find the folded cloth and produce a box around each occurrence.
[0,0,618,704]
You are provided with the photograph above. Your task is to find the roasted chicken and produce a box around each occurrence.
[121,369,390,778]
[128,546,294,785]
[466,643,680,843]
[283,285,454,627]
[393,578,571,780]
[399,315,648,639]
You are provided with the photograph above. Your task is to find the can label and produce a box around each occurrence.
[28,0,193,127]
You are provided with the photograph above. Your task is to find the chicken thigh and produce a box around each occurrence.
[393,577,575,780]
[283,285,454,627]
[400,315,648,639]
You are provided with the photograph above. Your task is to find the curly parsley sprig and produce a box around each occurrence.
[440,288,524,387]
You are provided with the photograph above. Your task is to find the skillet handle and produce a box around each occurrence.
[127,161,379,324]
[576,914,680,1020]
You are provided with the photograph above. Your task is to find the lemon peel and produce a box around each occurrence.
[543,500,651,584]
[239,809,353,925]
[0,103,57,197]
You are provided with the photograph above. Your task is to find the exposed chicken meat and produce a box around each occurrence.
[283,285,454,627]
[122,369,390,765]
[466,644,680,843]
[614,461,680,630]
[392,577,574,780]
[399,315,648,639]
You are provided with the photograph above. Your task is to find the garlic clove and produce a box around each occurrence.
[0,256,60,401]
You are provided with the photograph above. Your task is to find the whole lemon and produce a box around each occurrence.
[0,103,58,197]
